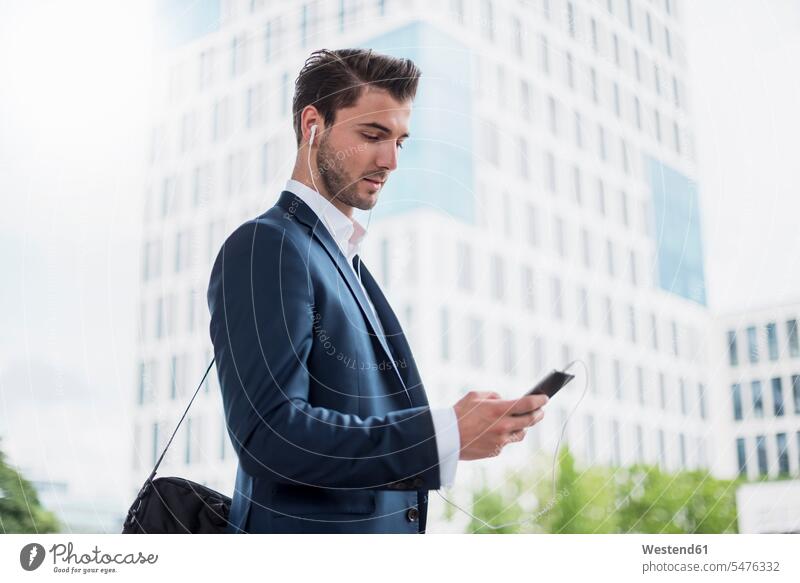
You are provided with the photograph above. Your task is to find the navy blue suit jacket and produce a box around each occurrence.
[207,191,442,533]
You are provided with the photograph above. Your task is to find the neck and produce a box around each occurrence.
[291,155,354,219]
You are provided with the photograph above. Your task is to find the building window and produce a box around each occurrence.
[533,335,545,376]
[440,308,450,361]
[628,304,637,343]
[605,296,614,336]
[581,228,591,269]
[636,366,645,405]
[665,27,672,57]
[572,166,582,204]
[520,80,531,121]
[727,330,738,366]
[547,95,558,135]
[490,254,505,300]
[481,0,494,41]
[468,317,484,368]
[772,377,785,416]
[658,429,666,468]
[220,420,228,460]
[502,327,515,375]
[672,75,681,108]
[747,325,759,363]
[545,151,557,193]
[526,203,540,247]
[554,216,566,258]
[651,313,659,351]
[766,322,779,360]
[597,177,606,215]
[566,1,576,37]
[635,425,644,462]
[792,374,800,414]
[606,238,615,277]
[539,34,550,74]
[565,52,575,89]
[456,242,472,291]
[597,124,606,160]
[551,276,563,320]
[776,433,789,476]
[732,383,743,421]
[736,437,747,477]
[756,435,768,476]
[698,383,707,419]
[751,380,764,418]
[152,422,161,466]
[613,359,622,400]
[679,433,686,468]
[185,417,193,464]
[578,287,589,329]
[679,378,687,415]
[512,16,523,57]
[574,110,583,149]
[787,319,799,357]
[671,320,679,357]
[518,136,529,178]
[611,419,621,465]
[522,266,536,311]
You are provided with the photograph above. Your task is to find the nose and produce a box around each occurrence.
[375,140,399,172]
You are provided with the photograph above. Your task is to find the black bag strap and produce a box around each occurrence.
[145,358,216,483]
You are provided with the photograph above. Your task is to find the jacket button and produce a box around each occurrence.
[406,507,419,522]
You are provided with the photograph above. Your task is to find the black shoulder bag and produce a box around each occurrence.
[122,359,232,534]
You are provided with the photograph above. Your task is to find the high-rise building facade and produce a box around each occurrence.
[134,0,714,532]
[719,303,800,480]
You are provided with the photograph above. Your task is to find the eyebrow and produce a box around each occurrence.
[357,122,409,139]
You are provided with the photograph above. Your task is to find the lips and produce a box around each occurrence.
[362,177,384,187]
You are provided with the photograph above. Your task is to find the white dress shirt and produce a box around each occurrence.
[284,179,460,488]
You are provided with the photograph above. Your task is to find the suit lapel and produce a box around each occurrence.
[355,258,429,409]
[276,191,414,407]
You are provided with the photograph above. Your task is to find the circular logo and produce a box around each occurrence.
[20,543,46,571]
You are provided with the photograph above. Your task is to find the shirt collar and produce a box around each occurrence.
[284,178,367,260]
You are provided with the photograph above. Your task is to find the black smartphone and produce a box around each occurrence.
[511,369,575,416]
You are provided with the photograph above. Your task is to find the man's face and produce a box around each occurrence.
[315,87,411,211]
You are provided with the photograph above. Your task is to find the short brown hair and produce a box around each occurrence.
[292,48,421,146]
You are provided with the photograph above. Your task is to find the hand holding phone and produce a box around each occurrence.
[511,369,575,416]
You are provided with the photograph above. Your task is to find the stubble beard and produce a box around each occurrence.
[315,134,377,211]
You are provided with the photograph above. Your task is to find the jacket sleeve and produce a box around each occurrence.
[207,219,442,491]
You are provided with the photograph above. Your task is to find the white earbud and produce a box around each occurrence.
[309,124,318,146]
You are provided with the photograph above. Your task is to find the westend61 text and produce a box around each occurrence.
[642,544,708,555]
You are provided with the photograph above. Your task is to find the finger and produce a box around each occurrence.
[497,394,549,416]
[511,429,527,442]
[473,391,501,400]
[507,408,544,431]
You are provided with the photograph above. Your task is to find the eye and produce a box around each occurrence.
[397,141,404,150]
[362,133,380,141]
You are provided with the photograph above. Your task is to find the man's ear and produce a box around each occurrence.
[301,106,324,145]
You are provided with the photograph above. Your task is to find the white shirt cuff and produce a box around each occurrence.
[429,407,460,488]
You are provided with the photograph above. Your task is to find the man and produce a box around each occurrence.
[207,48,548,534]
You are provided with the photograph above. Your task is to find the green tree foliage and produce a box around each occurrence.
[0,447,60,533]
[463,448,739,534]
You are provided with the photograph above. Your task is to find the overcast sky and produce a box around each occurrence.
[0,0,798,517]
